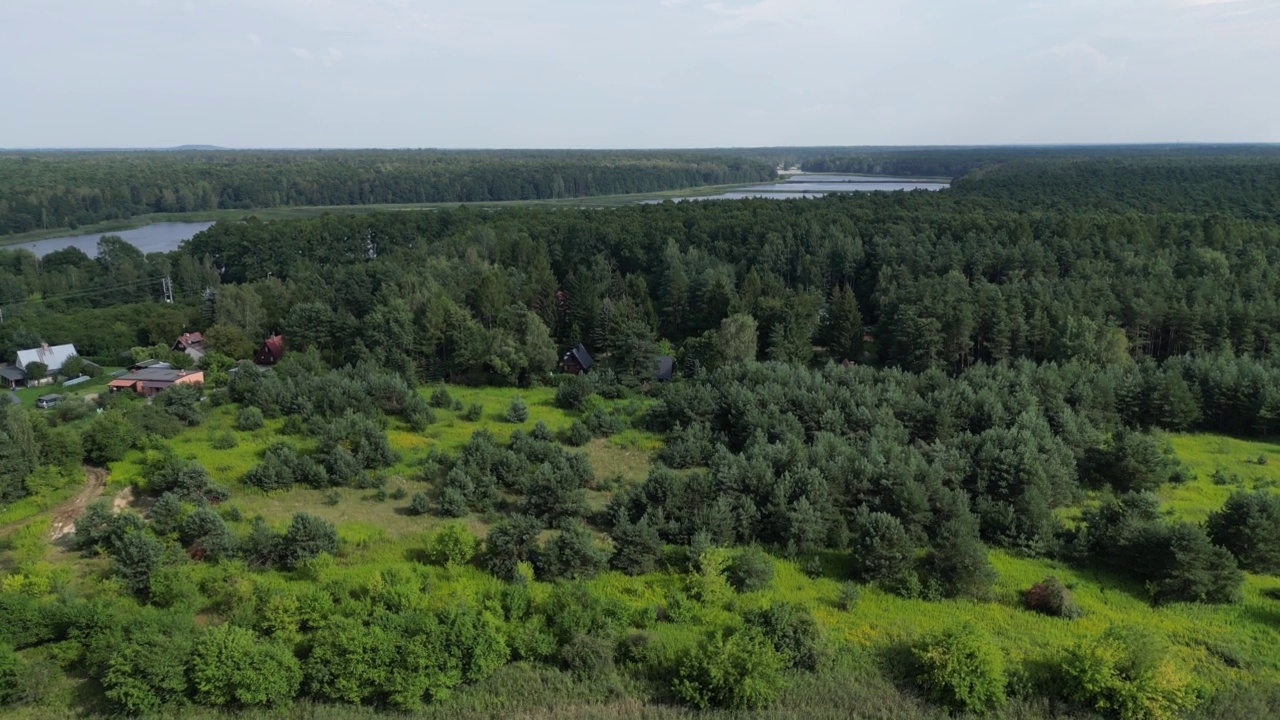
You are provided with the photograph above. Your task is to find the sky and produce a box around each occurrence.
[1,0,1277,148]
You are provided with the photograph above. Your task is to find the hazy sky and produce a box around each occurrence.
[2,0,1277,148]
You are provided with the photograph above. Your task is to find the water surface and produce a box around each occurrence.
[4,221,216,258]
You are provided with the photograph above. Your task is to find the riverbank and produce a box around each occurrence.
[0,181,774,248]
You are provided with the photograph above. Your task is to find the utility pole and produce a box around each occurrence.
[162,277,174,303]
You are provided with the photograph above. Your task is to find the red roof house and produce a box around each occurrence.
[255,335,284,365]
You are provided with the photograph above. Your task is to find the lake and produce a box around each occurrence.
[647,173,950,202]
[3,221,216,258]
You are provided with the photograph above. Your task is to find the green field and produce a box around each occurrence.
[10,371,120,409]
[1162,433,1280,522]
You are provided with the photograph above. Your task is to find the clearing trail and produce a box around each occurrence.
[47,467,110,541]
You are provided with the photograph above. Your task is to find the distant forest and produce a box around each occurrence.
[0,150,776,235]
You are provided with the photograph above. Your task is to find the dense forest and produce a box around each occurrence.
[2,153,1280,719]
[799,144,1280,181]
[0,150,776,235]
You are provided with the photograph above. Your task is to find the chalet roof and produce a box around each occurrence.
[173,332,204,350]
[256,335,285,364]
[656,356,675,381]
[15,343,77,372]
[567,343,593,370]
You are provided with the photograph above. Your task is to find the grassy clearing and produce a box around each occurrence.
[12,371,121,409]
[105,385,659,542]
[1163,433,1280,522]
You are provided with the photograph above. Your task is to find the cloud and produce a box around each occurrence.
[247,33,262,45]
[289,47,313,61]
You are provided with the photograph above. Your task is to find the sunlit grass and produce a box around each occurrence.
[1163,433,1280,522]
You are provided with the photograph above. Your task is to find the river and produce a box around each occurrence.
[647,173,950,202]
[3,221,216,259]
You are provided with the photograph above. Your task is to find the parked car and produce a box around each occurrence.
[36,394,60,409]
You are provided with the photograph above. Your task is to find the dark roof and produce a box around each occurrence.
[0,366,26,382]
[256,335,285,364]
[116,367,197,383]
[173,332,204,350]
[656,356,675,381]
[568,343,591,368]
[130,358,168,370]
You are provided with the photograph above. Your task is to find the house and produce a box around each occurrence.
[172,332,206,362]
[561,344,594,374]
[255,335,285,366]
[655,356,675,382]
[15,343,78,385]
[107,368,205,397]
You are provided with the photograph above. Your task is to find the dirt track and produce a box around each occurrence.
[47,466,110,541]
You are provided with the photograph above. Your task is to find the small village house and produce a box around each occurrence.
[561,343,594,374]
[172,332,206,362]
[255,335,285,366]
[108,367,205,397]
[7,343,79,387]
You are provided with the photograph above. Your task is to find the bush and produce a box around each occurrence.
[726,547,774,592]
[672,628,785,710]
[234,406,265,431]
[429,386,454,409]
[744,602,823,671]
[1024,576,1082,619]
[210,430,238,450]
[408,491,431,516]
[837,582,862,611]
[560,634,615,679]
[279,513,338,570]
[564,420,592,447]
[0,643,20,705]
[458,403,482,421]
[1062,625,1192,720]
[913,625,1006,714]
[505,396,529,423]
[190,624,302,707]
[430,523,478,567]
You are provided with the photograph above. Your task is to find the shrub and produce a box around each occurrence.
[1024,576,1083,619]
[429,386,454,409]
[535,520,610,580]
[389,486,407,500]
[279,513,338,570]
[430,523,478,567]
[726,547,774,592]
[913,625,1006,714]
[408,491,432,516]
[0,642,20,705]
[505,396,529,423]
[1206,490,1280,574]
[234,406,265,431]
[190,624,301,707]
[462,403,484,422]
[672,628,785,710]
[565,420,592,447]
[744,602,823,671]
[531,420,554,442]
[1062,625,1192,720]
[560,634,615,679]
[210,430,238,450]
[837,582,862,611]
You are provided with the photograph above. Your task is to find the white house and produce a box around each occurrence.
[15,343,79,385]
